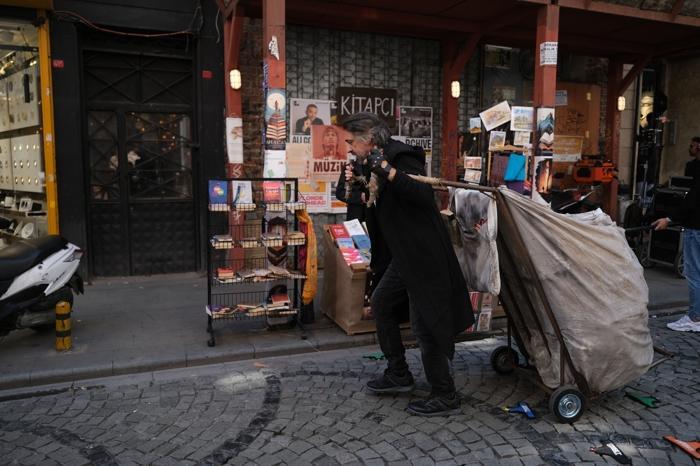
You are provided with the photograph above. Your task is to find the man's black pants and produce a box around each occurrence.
[370,261,456,395]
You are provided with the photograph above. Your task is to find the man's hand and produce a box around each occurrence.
[368,149,390,177]
[652,217,671,231]
[303,119,311,131]
[345,163,353,182]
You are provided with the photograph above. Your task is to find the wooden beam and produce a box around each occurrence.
[223,5,244,118]
[440,35,481,199]
[530,0,700,27]
[279,0,482,33]
[603,59,623,220]
[618,54,650,95]
[670,0,685,20]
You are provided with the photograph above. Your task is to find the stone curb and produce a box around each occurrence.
[0,304,685,392]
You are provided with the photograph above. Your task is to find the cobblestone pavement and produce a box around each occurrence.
[0,314,698,466]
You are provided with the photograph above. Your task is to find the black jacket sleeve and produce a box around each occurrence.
[389,170,436,208]
[335,170,365,205]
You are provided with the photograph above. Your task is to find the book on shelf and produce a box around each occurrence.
[351,234,371,251]
[211,234,233,248]
[328,224,350,240]
[335,237,355,249]
[267,264,291,277]
[208,180,228,205]
[231,180,253,205]
[343,219,366,236]
[216,267,235,280]
[285,231,306,245]
[339,247,366,266]
[236,269,257,280]
[262,181,283,202]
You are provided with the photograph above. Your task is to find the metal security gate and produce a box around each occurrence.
[83,39,196,276]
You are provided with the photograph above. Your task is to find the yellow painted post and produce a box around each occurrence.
[37,10,59,234]
[55,301,72,351]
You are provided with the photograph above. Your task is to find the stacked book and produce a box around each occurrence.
[328,220,372,268]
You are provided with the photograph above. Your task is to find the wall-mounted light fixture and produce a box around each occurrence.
[450,80,460,99]
[617,96,626,111]
[229,69,242,90]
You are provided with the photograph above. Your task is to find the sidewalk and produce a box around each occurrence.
[0,266,688,390]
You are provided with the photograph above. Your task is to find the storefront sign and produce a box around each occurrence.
[553,135,583,162]
[336,87,398,133]
[539,41,558,66]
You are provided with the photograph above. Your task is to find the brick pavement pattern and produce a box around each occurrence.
[0,315,697,465]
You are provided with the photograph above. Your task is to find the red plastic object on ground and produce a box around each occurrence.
[664,435,700,459]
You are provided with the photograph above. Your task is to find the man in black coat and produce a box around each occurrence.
[342,112,474,416]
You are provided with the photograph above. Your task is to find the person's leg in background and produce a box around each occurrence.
[669,229,700,331]
[367,262,415,392]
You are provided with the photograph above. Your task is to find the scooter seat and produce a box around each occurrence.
[0,235,68,280]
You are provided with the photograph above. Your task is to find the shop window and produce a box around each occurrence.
[0,19,45,242]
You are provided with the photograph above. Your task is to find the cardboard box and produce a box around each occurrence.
[321,225,375,335]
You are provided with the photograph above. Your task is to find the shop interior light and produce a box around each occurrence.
[450,80,460,99]
[617,96,626,111]
[229,69,242,90]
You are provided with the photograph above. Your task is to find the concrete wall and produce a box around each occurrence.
[661,56,700,182]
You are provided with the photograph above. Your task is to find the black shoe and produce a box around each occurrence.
[366,371,415,394]
[406,393,461,417]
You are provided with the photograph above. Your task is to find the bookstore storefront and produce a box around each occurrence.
[0,2,57,249]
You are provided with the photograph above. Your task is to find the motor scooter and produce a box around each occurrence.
[0,233,83,336]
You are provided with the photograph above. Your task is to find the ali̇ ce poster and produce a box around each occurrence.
[289,98,333,143]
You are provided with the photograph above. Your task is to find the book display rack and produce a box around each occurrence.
[206,177,308,346]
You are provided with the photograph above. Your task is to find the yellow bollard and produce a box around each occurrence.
[55,301,72,351]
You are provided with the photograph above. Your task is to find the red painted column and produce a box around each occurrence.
[533,4,559,109]
[603,59,623,220]
[263,0,286,89]
[440,41,459,191]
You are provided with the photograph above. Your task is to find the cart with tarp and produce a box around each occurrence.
[434,179,654,423]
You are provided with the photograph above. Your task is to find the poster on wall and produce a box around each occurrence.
[553,135,583,162]
[488,131,506,151]
[265,89,287,150]
[479,101,511,131]
[533,156,554,193]
[290,99,333,142]
[336,87,398,133]
[536,107,555,156]
[226,117,244,164]
[263,150,286,178]
[286,143,311,179]
[510,106,534,132]
[329,182,348,214]
[399,106,433,169]
[513,132,531,147]
[299,180,330,213]
[310,125,351,181]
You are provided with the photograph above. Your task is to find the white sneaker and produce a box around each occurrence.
[667,315,700,332]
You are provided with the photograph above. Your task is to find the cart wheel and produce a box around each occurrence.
[675,255,685,278]
[490,346,519,374]
[549,385,585,424]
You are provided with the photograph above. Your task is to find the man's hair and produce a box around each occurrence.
[341,112,391,147]
[692,136,700,143]
[306,104,318,110]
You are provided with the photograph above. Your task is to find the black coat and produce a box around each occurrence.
[372,139,473,356]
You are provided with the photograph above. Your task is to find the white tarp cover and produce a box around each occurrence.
[499,188,654,393]
[449,188,500,295]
